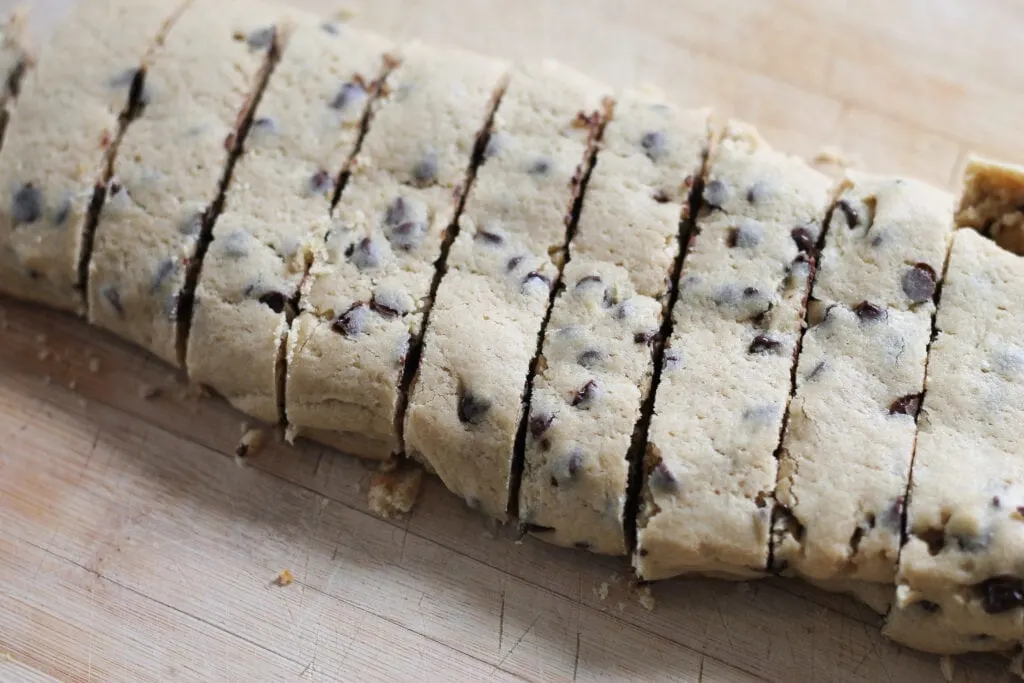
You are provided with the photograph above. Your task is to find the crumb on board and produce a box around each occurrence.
[284,424,299,445]
[274,569,294,587]
[235,427,269,463]
[939,655,955,682]
[367,463,424,520]
[637,584,655,612]
[811,144,863,170]
[593,582,609,601]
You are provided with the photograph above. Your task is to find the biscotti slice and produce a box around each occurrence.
[285,43,508,460]
[517,92,709,554]
[772,174,955,588]
[955,155,1024,256]
[884,177,1024,654]
[86,0,293,366]
[0,8,31,144]
[634,121,833,580]
[404,62,610,519]
[185,21,393,424]
[0,0,184,314]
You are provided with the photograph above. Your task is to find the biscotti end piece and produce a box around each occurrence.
[886,227,1024,652]
[285,44,509,459]
[86,0,289,366]
[186,21,393,423]
[634,121,833,580]
[0,0,183,314]
[404,63,611,520]
[956,155,1024,256]
[772,173,955,585]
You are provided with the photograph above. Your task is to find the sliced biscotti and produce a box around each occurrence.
[285,43,508,460]
[517,92,709,554]
[86,0,294,366]
[0,8,31,145]
[955,155,1024,256]
[634,121,833,580]
[884,168,1024,654]
[185,20,393,424]
[0,0,183,314]
[772,173,955,587]
[404,62,610,519]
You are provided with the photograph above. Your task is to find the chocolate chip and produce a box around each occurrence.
[150,259,175,294]
[101,285,124,317]
[332,303,368,337]
[250,116,277,135]
[11,183,42,225]
[26,268,42,281]
[527,157,552,176]
[506,256,524,272]
[743,286,760,298]
[349,237,381,270]
[902,263,937,304]
[385,197,409,226]
[412,151,438,186]
[529,411,554,440]
[310,169,334,196]
[791,226,814,252]
[978,576,1024,614]
[728,220,764,249]
[577,350,602,368]
[634,330,655,345]
[806,360,827,381]
[258,291,287,314]
[330,80,367,110]
[244,26,275,51]
[649,461,678,493]
[551,448,584,487]
[889,393,922,417]
[370,295,401,318]
[522,271,551,294]
[663,348,683,371]
[853,301,887,322]
[614,300,634,320]
[749,334,783,355]
[474,229,503,245]
[320,21,339,34]
[457,390,491,425]
[571,380,599,408]
[652,190,670,203]
[746,181,770,204]
[703,179,729,211]
[640,131,667,162]
[574,274,603,291]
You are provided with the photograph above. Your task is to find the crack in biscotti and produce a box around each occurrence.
[393,74,511,450]
[173,28,286,369]
[766,194,839,575]
[507,97,614,520]
[622,144,712,554]
[274,53,403,428]
[0,52,28,152]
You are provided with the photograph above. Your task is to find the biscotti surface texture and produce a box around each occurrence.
[518,91,709,554]
[285,43,507,460]
[404,61,609,519]
[186,18,392,423]
[0,0,183,314]
[634,121,833,580]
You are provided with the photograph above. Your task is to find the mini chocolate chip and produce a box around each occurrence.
[551,448,584,487]
[539,438,551,452]
[640,131,667,161]
[529,411,554,440]
[53,197,72,227]
[649,461,678,492]
[506,256,524,272]
[703,179,729,210]
[902,263,937,304]
[333,303,368,337]
[577,350,602,368]
[836,198,860,229]
[663,348,683,371]
[743,286,760,298]
[26,268,42,281]
[244,26,275,51]
[652,190,670,203]
[412,151,438,186]
[853,301,887,322]
[575,274,603,291]
[567,450,583,476]
[978,576,1024,614]
[457,390,491,425]
[330,80,367,110]
[918,600,941,614]
[258,291,287,314]
[527,157,552,176]
[389,221,426,251]
[638,548,649,557]
[250,116,277,135]
[749,334,783,355]
[634,330,655,345]
[370,296,401,318]
[310,169,334,195]
[320,21,339,34]
[889,393,923,417]
[791,226,814,252]
[522,271,551,293]
[102,285,124,317]
[150,259,175,294]
[474,229,503,245]
[349,237,381,270]
[385,197,409,227]
[614,300,634,320]
[746,181,770,204]
[11,183,42,225]
[571,380,599,408]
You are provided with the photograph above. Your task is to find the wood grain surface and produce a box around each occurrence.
[1,0,1022,681]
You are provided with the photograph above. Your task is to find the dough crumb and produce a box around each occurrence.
[88,357,101,373]
[616,601,626,612]
[593,582,609,601]
[367,464,424,519]
[235,427,269,464]
[636,584,655,612]
[939,655,955,682]
[275,568,294,587]
[284,424,299,445]
[812,144,862,170]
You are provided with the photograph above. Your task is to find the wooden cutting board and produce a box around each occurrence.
[1,1,1021,681]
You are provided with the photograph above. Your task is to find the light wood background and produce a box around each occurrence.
[2,0,1022,681]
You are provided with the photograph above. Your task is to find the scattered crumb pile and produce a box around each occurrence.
[275,568,294,587]
[367,463,424,519]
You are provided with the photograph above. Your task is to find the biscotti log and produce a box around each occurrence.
[2,0,1024,662]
